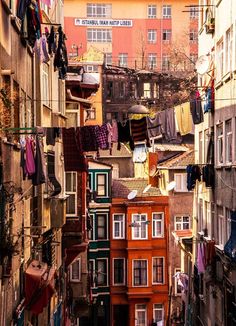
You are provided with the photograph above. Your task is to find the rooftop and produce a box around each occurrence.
[112,178,161,198]
[158,150,195,169]
[154,143,190,152]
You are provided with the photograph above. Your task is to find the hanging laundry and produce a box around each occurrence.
[206,134,214,164]
[54,26,68,79]
[186,164,201,191]
[130,117,150,146]
[174,102,192,136]
[132,143,147,163]
[190,91,204,124]
[117,120,134,151]
[164,108,177,141]
[80,125,98,152]
[46,127,60,146]
[20,138,26,180]
[47,26,57,55]
[41,36,50,63]
[47,152,62,196]
[62,128,87,172]
[197,242,206,273]
[224,211,236,261]
[146,113,162,138]
[25,137,35,176]
[107,120,118,154]
[202,164,215,188]
[205,240,216,266]
[204,87,214,113]
[32,136,46,186]
[94,124,109,150]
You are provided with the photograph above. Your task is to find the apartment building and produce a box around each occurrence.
[64,0,198,72]
[110,179,169,326]
[191,0,236,325]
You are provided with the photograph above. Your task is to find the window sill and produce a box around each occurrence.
[222,71,232,83]
[215,80,223,90]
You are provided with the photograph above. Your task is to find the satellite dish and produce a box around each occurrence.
[149,165,158,177]
[127,190,138,200]
[195,55,210,75]
[143,184,151,193]
[166,181,176,191]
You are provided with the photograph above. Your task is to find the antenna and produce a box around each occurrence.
[166,181,176,191]
[127,190,138,200]
[195,55,210,75]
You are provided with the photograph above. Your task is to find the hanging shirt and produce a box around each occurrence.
[95,124,109,150]
[80,126,98,152]
[146,113,162,138]
[25,137,35,176]
[32,136,46,186]
[190,92,204,124]
[204,87,214,113]
[165,108,177,141]
[117,120,134,150]
[174,102,192,136]
[130,117,150,146]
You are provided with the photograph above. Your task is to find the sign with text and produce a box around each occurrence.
[75,19,133,27]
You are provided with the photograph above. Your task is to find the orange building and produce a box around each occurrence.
[110,179,169,326]
[64,0,198,71]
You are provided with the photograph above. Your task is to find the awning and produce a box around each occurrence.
[65,242,88,268]
[172,229,193,241]
[24,260,56,315]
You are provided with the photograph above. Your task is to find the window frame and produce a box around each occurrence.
[162,5,171,19]
[95,173,108,197]
[153,303,164,324]
[152,212,164,238]
[190,6,199,19]
[97,258,108,287]
[174,173,188,192]
[225,26,233,74]
[65,171,77,217]
[148,29,157,44]
[113,213,125,239]
[174,215,191,230]
[216,38,224,81]
[162,29,171,41]
[131,213,148,240]
[189,30,198,43]
[162,55,170,71]
[148,54,157,70]
[148,5,157,18]
[152,257,164,284]
[225,119,232,164]
[113,258,126,286]
[87,3,112,18]
[174,268,182,295]
[216,123,224,166]
[97,213,108,240]
[118,53,128,67]
[87,28,112,43]
[70,258,81,282]
[132,259,148,287]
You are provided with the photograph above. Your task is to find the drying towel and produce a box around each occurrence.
[62,128,87,172]
[175,102,192,136]
[130,117,150,146]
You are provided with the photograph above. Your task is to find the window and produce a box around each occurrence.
[162,29,171,41]
[199,131,203,163]
[225,26,233,73]
[174,173,188,192]
[152,257,164,284]
[226,207,231,241]
[175,216,190,230]
[88,213,94,240]
[135,304,147,326]
[190,6,199,19]
[65,172,77,216]
[148,54,157,69]
[143,82,151,97]
[97,214,107,239]
[162,5,171,18]
[89,260,96,287]
[113,214,125,239]
[198,199,203,233]
[217,206,226,247]
[174,269,182,295]
[226,119,232,164]
[104,53,112,65]
[86,107,96,120]
[132,214,148,239]
[152,213,164,237]
[148,29,157,43]
[133,260,148,286]
[96,173,107,196]
[113,258,125,285]
[189,30,198,42]
[153,304,164,323]
[70,258,81,282]
[87,3,112,18]
[204,129,209,163]
[97,259,108,286]
[148,5,156,18]
[162,55,170,71]
[58,79,65,115]
[216,123,223,165]
[216,39,224,81]
[87,29,112,42]
[42,63,50,107]
[119,53,128,67]
[66,102,80,128]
